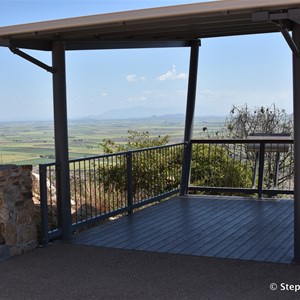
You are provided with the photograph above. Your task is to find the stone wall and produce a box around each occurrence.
[0,165,38,260]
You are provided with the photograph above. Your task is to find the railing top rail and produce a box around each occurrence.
[129,142,184,152]
[70,142,184,163]
[38,142,184,166]
[68,142,184,164]
[39,162,58,168]
[191,139,294,144]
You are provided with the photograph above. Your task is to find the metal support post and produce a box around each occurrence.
[180,40,200,196]
[274,152,280,189]
[252,152,259,189]
[293,23,300,263]
[52,40,72,241]
[257,142,265,198]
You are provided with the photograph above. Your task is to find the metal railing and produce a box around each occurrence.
[189,139,294,196]
[39,143,184,243]
[39,138,294,244]
[39,163,60,245]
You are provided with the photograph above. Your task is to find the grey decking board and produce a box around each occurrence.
[76,197,228,247]
[219,201,292,260]
[184,201,267,256]
[120,198,241,252]
[253,224,294,262]
[98,209,190,248]
[263,230,294,263]
[92,197,219,248]
[240,209,293,261]
[73,198,181,242]
[77,198,200,246]
[151,200,251,253]
[128,198,235,251]
[72,196,294,264]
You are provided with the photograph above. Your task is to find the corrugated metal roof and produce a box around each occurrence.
[1,0,300,50]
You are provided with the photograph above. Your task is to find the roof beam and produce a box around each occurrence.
[0,38,10,47]
[1,39,51,51]
[65,40,196,51]
[289,9,300,24]
[252,8,300,23]
[11,41,51,51]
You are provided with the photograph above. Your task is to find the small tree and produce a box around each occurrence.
[224,104,293,190]
[100,130,170,153]
[101,130,252,197]
[225,104,293,138]
[99,130,182,202]
[190,144,252,190]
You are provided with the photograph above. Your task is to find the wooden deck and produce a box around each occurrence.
[72,196,294,264]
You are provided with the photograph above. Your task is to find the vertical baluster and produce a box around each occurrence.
[103,157,106,213]
[232,144,237,187]
[98,158,102,214]
[78,161,83,222]
[93,158,97,217]
[49,166,54,231]
[39,164,49,245]
[127,151,133,214]
[73,162,78,225]
[258,141,266,198]
[83,160,88,221]
[239,143,243,188]
[225,144,230,188]
[110,156,113,212]
[88,159,92,219]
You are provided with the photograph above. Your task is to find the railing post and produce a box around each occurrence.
[180,141,192,195]
[252,152,259,189]
[39,164,49,246]
[274,152,280,189]
[257,141,265,198]
[126,151,133,214]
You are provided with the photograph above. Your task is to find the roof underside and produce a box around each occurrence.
[1,0,300,51]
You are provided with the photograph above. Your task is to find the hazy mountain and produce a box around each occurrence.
[87,106,185,120]
[85,106,225,120]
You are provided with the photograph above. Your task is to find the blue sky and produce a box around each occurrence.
[0,0,293,121]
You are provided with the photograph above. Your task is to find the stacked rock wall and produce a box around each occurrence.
[0,165,38,260]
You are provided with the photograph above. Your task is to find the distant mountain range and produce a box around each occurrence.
[0,106,225,123]
[83,106,225,121]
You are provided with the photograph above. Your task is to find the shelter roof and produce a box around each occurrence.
[1,0,300,50]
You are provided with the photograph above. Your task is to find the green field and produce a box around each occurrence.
[0,116,225,166]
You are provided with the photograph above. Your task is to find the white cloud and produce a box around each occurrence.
[158,65,187,81]
[100,92,108,97]
[126,74,145,82]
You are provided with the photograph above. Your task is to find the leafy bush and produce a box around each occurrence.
[99,130,182,202]
[190,144,252,189]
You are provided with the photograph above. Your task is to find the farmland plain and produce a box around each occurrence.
[0,116,224,166]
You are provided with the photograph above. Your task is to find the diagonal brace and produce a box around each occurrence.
[9,47,55,73]
[278,21,300,56]
[252,10,300,56]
